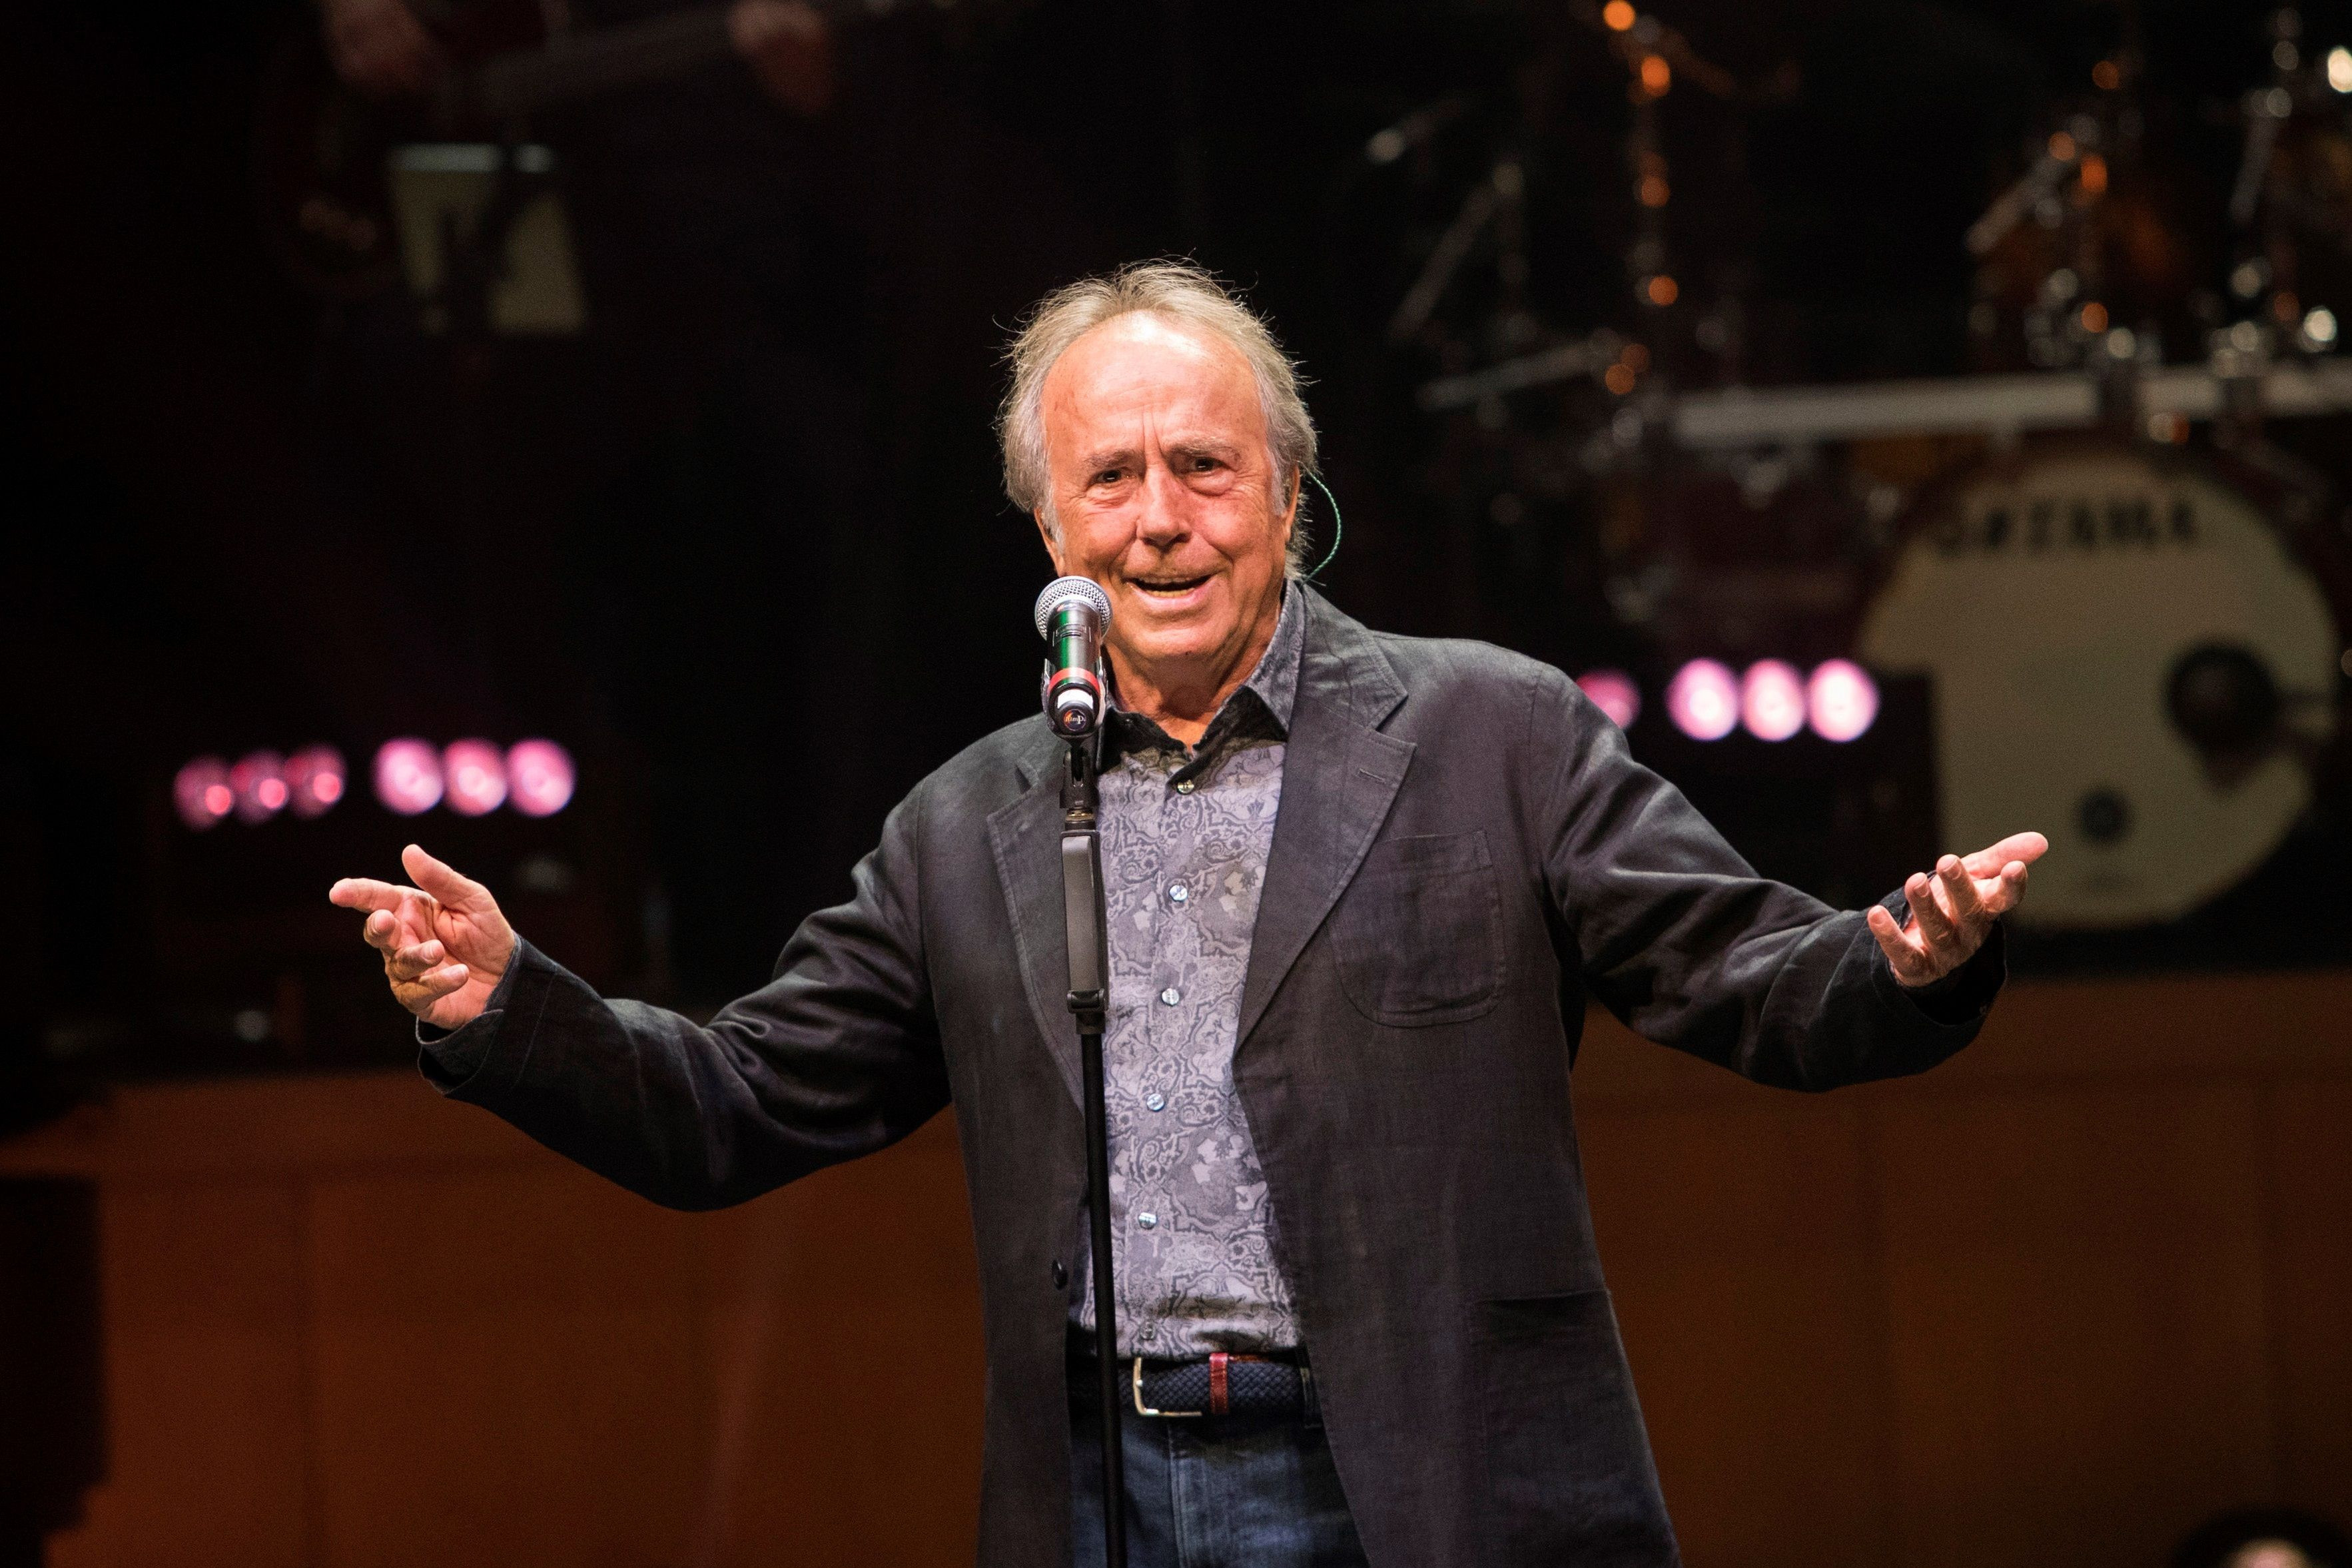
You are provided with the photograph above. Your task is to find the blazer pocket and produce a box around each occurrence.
[1326,831,1503,1026]
[1470,1290,1678,1566]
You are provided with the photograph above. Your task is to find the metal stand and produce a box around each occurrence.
[1059,735,1127,1568]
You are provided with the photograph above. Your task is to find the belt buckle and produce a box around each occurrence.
[1131,1357,1203,1418]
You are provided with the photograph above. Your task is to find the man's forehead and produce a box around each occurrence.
[1042,312,1260,426]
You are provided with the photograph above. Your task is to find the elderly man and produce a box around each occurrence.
[330,261,2042,1567]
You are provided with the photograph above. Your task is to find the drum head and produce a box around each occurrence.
[1858,442,2343,930]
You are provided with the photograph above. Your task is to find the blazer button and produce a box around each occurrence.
[1052,1260,1068,1289]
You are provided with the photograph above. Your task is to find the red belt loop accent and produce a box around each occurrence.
[1208,1352,1229,1415]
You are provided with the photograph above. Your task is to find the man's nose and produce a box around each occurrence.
[1134,463,1190,545]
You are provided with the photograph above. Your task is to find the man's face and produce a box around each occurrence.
[1036,313,1293,687]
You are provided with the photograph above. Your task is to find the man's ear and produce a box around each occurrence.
[1033,508,1064,575]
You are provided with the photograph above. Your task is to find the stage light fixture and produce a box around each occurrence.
[174,757,234,831]
[506,740,576,817]
[1575,669,1643,731]
[286,747,346,819]
[442,739,508,817]
[1666,659,1739,741]
[1740,660,1808,741]
[374,739,444,815]
[2331,45,2352,92]
[230,751,290,824]
[1806,660,1880,742]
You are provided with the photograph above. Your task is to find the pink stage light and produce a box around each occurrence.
[174,757,234,831]
[286,746,346,819]
[1665,659,1740,741]
[442,739,508,817]
[374,739,444,815]
[1575,669,1643,731]
[230,751,289,824]
[1806,660,1881,743]
[506,739,575,817]
[1740,660,1808,742]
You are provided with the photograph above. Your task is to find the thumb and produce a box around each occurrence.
[402,843,485,909]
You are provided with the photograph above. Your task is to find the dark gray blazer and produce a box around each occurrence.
[424,588,2000,1567]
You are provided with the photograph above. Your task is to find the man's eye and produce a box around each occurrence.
[1091,469,1125,486]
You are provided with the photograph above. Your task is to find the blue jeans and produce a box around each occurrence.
[1068,1365,1370,1568]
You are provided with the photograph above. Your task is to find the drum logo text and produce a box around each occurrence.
[1935,493,2200,556]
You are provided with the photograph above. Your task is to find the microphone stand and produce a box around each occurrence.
[1059,730,1127,1568]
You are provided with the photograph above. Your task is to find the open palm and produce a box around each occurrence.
[1866,831,2048,986]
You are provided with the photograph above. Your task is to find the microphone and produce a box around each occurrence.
[1033,576,1114,739]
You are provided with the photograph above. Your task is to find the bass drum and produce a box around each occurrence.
[1857,440,2345,931]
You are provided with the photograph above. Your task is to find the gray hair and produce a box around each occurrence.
[998,260,1320,574]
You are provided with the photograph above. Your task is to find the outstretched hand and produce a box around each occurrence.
[1868,831,2048,988]
[328,845,514,1030]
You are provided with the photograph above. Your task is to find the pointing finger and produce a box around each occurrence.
[330,877,416,913]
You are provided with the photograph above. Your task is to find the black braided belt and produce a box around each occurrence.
[1130,1351,1312,1419]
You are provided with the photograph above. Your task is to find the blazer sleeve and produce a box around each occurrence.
[1529,665,2002,1090]
[416,788,948,1209]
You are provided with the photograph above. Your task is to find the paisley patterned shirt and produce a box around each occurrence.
[1073,587,1306,1358]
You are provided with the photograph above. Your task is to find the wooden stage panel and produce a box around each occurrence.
[303,1169,710,1568]
[1579,1098,1893,1567]
[2264,1077,2352,1509]
[7,969,2351,1567]
[1870,1084,2275,1568]
[46,1183,311,1568]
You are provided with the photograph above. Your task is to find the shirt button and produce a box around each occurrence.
[1174,779,1196,794]
[1168,885,1189,904]
[1052,1260,1068,1288]
[1160,986,1181,1006]
[1136,1212,1158,1230]
[1146,1092,1166,1112]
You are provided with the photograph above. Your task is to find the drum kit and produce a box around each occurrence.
[1373,3,2352,939]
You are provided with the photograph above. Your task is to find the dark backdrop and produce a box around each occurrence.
[3,0,2344,1092]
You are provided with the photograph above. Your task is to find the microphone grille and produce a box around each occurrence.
[1033,576,1114,640]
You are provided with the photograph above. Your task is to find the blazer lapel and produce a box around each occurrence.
[987,727,1084,1105]
[1237,591,1413,1048]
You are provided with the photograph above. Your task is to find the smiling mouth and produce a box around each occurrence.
[1130,574,1211,599]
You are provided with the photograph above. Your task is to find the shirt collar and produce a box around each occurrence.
[1238,582,1306,734]
[1108,584,1306,760]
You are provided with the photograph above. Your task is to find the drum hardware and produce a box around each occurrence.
[1357,4,2352,940]
[1415,332,1627,414]
[1361,95,1473,171]
[2228,8,2309,229]
[1705,351,2352,450]
[1857,440,2345,931]
[1387,157,1533,348]
[1385,3,1754,412]
[1965,119,2096,264]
